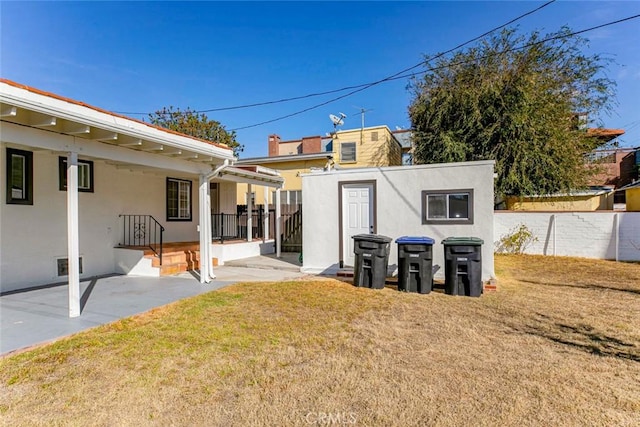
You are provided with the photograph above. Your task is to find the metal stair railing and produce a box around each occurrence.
[119,214,165,265]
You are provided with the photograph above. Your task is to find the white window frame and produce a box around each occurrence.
[340,142,356,163]
[273,190,302,206]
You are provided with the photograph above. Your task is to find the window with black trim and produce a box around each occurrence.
[340,142,356,162]
[167,178,192,221]
[6,148,33,205]
[59,157,94,192]
[422,189,474,224]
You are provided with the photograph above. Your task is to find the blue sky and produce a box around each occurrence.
[2,1,639,158]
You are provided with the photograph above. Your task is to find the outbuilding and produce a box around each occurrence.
[300,161,496,283]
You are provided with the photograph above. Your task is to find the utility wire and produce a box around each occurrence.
[115,1,556,116]
[231,12,640,131]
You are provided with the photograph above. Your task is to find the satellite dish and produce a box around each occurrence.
[329,114,344,126]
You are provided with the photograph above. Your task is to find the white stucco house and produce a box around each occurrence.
[0,79,285,316]
[301,161,496,282]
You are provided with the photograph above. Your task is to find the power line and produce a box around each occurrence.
[230,12,640,131]
[115,1,556,117]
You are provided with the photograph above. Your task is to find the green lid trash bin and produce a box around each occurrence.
[352,234,392,289]
[442,237,484,297]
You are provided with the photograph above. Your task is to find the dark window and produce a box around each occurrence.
[59,157,94,192]
[167,178,192,221]
[6,148,33,205]
[341,142,356,162]
[371,131,379,141]
[422,189,474,224]
[57,257,84,276]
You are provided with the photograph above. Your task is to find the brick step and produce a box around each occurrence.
[146,247,200,277]
[159,262,189,276]
[151,250,201,268]
[122,242,217,277]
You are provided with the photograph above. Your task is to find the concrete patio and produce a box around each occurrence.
[1,256,306,356]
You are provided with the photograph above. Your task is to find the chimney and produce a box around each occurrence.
[301,136,322,154]
[268,134,281,157]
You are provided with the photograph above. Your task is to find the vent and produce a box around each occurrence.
[57,257,84,277]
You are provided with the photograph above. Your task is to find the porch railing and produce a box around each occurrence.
[281,210,302,252]
[119,214,165,265]
[212,212,272,243]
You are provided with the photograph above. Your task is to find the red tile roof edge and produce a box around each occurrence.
[0,78,233,153]
[586,128,625,137]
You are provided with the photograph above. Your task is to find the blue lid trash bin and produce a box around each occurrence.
[352,234,392,289]
[396,236,435,294]
[442,237,484,297]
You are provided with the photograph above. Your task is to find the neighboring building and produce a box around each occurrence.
[236,151,329,209]
[585,144,637,204]
[301,160,496,283]
[505,189,614,211]
[1,79,284,315]
[502,126,632,211]
[236,125,403,206]
[617,180,640,212]
[392,129,413,165]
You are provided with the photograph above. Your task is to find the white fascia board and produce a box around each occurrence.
[300,160,496,177]
[0,82,235,162]
[218,166,284,188]
[1,121,212,175]
[236,153,330,164]
[241,165,280,176]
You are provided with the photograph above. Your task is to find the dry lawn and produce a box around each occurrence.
[1,255,639,426]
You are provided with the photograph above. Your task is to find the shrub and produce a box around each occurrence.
[496,223,538,254]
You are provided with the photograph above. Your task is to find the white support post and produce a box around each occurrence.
[198,175,213,283]
[263,186,269,242]
[247,184,253,242]
[67,152,80,318]
[275,188,281,258]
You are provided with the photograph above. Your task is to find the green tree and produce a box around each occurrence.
[149,107,244,157]
[409,27,615,197]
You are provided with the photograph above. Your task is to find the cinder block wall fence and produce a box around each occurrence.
[494,212,640,261]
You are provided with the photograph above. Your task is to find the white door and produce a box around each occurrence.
[342,183,374,267]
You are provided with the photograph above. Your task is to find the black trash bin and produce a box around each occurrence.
[352,234,392,289]
[442,237,484,297]
[396,236,435,294]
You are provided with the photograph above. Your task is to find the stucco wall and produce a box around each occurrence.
[301,161,496,281]
[494,211,640,261]
[1,143,202,291]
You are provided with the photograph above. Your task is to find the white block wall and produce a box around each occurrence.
[494,212,640,261]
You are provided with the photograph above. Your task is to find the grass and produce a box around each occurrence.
[1,255,639,426]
